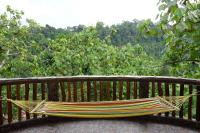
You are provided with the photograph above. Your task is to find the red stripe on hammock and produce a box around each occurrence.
[47,99,155,106]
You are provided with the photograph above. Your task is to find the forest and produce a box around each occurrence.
[0,0,199,79]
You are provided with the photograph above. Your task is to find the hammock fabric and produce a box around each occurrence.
[8,96,191,118]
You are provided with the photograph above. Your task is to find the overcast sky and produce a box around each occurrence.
[0,0,159,28]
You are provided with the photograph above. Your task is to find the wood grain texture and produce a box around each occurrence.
[133,81,137,99]
[60,82,66,102]
[100,81,104,101]
[0,84,3,125]
[67,82,71,102]
[152,81,155,97]
[179,84,184,119]
[73,82,77,102]
[41,82,46,117]
[196,85,200,121]
[25,83,30,119]
[157,82,162,116]
[0,76,199,85]
[33,83,37,118]
[80,81,84,102]
[87,81,91,102]
[172,83,176,117]
[41,83,45,100]
[126,81,130,100]
[93,81,97,101]
[106,81,110,100]
[119,81,123,100]
[188,84,193,120]
[47,82,58,101]
[16,84,21,121]
[157,82,163,96]
[112,81,117,101]
[165,82,169,117]
[139,81,149,98]
[7,84,12,124]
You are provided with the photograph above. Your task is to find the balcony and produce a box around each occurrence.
[0,76,199,132]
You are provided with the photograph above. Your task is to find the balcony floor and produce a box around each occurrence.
[11,119,198,133]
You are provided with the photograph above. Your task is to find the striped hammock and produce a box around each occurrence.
[7,95,191,118]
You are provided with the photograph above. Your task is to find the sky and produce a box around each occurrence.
[0,0,159,28]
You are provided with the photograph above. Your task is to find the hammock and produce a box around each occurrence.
[7,95,191,118]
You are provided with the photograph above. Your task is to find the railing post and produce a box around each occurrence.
[48,81,59,101]
[7,84,12,124]
[179,83,184,118]
[0,84,3,125]
[139,80,149,98]
[196,85,200,121]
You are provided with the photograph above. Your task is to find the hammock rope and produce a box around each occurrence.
[5,94,195,118]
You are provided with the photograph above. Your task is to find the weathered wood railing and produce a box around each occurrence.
[0,76,199,128]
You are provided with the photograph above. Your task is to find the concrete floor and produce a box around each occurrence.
[11,119,199,133]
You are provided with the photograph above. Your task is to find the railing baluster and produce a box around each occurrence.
[100,81,103,101]
[41,82,46,117]
[87,81,91,102]
[33,83,37,118]
[113,81,117,101]
[60,82,66,101]
[41,82,45,100]
[152,81,155,97]
[188,84,193,120]
[80,81,84,102]
[196,85,200,121]
[126,81,130,100]
[165,82,169,96]
[157,82,162,115]
[172,83,176,117]
[165,82,169,117]
[0,84,3,125]
[119,81,123,100]
[7,84,12,124]
[67,82,71,102]
[93,81,97,101]
[106,81,110,100]
[133,81,137,99]
[73,82,77,102]
[25,83,30,119]
[16,84,21,121]
[179,83,184,118]
[158,82,163,96]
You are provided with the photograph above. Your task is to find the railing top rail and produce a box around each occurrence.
[0,76,199,85]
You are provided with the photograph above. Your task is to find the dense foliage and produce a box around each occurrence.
[158,0,200,78]
[139,0,200,78]
[0,6,162,78]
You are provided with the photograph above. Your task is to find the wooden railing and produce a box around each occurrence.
[0,76,199,127]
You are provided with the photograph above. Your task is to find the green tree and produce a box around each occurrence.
[157,0,200,78]
[0,6,33,77]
